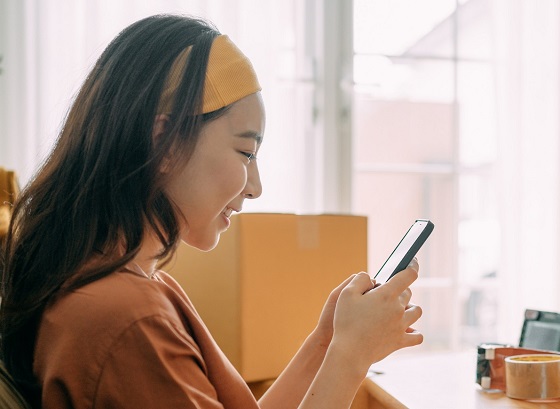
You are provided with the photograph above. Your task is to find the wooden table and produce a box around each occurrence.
[351,350,560,409]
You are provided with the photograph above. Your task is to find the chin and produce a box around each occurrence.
[182,234,221,252]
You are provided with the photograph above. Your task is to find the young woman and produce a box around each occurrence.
[0,14,423,409]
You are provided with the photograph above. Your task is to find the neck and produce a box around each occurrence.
[130,231,164,277]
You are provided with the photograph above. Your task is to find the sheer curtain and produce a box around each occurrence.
[493,0,560,341]
[350,0,560,349]
[5,0,559,347]
[0,0,330,214]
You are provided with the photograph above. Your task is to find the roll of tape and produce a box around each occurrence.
[505,354,560,400]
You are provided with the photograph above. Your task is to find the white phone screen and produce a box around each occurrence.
[374,220,433,283]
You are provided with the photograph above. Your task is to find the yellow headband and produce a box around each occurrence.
[158,35,261,115]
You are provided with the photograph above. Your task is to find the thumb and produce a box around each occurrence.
[344,272,374,295]
[327,274,357,303]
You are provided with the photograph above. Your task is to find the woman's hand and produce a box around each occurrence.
[292,261,422,409]
[329,260,423,374]
[310,274,368,349]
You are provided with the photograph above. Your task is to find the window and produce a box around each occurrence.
[2,0,560,351]
[0,0,315,216]
[352,0,560,350]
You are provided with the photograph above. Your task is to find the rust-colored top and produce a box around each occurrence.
[34,269,259,409]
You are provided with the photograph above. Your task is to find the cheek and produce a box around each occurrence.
[169,154,248,219]
[231,166,249,196]
[211,157,248,195]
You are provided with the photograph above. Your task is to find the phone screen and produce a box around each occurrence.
[374,219,434,283]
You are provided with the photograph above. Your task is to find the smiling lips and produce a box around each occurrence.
[223,207,235,219]
[221,207,238,228]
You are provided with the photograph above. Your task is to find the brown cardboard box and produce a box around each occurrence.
[166,213,368,382]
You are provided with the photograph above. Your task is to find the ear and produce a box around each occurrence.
[152,114,171,142]
[153,114,173,174]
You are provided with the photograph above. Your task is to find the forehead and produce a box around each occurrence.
[224,93,265,135]
[196,92,265,148]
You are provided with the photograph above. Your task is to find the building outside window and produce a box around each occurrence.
[352,0,560,350]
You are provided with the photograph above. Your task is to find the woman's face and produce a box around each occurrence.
[165,92,265,251]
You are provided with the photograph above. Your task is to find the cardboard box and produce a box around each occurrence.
[166,213,368,382]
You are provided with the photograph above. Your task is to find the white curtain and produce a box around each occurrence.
[493,0,560,342]
[0,0,331,214]
[3,0,560,346]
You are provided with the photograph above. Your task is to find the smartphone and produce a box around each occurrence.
[374,219,434,283]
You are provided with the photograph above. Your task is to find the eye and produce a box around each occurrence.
[240,151,257,162]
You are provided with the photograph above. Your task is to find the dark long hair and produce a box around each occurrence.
[0,14,224,405]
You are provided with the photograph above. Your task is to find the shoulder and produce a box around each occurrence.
[50,271,195,336]
[35,271,213,408]
[59,271,181,321]
[35,270,198,367]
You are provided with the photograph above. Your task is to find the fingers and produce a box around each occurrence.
[404,302,422,319]
[344,271,375,295]
[381,264,419,296]
[399,288,412,307]
[325,273,374,310]
[330,267,424,363]
[403,304,422,331]
[393,258,418,306]
[329,274,357,299]
[403,329,424,347]
[401,304,423,346]
[405,327,423,346]
[408,257,419,273]
[322,274,359,313]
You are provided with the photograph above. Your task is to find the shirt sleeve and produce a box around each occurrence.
[93,315,225,409]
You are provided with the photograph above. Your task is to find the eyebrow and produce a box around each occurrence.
[235,130,263,145]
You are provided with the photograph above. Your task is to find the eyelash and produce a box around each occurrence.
[241,152,257,162]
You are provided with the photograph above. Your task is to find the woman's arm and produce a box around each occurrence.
[259,265,423,409]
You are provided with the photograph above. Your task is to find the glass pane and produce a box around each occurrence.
[457,0,494,60]
[244,81,311,213]
[353,172,454,279]
[354,57,454,102]
[353,58,454,167]
[354,0,456,58]
[459,286,499,347]
[458,173,499,283]
[457,61,497,166]
[409,286,455,351]
[353,58,455,166]
[352,0,507,354]
[353,97,455,166]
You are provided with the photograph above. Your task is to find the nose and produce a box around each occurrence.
[243,162,262,199]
